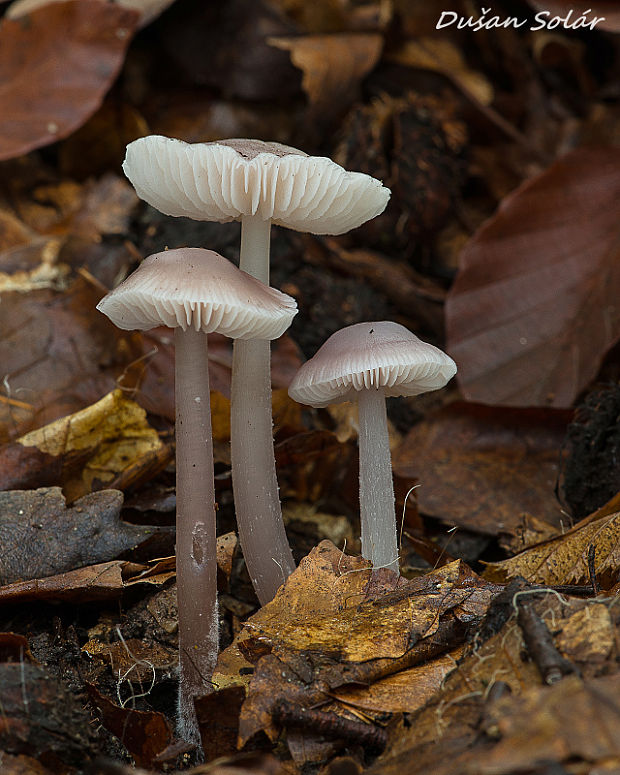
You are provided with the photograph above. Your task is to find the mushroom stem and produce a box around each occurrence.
[230,213,295,604]
[240,213,271,283]
[175,326,218,747]
[357,387,399,573]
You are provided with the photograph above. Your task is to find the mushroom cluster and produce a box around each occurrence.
[122,136,391,604]
[99,135,392,748]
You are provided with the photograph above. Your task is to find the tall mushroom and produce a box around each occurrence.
[122,135,391,603]
[96,247,296,746]
[288,322,456,574]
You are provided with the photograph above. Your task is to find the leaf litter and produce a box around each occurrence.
[0,0,620,772]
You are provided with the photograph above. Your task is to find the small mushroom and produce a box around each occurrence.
[96,247,296,746]
[288,322,456,574]
[123,135,391,604]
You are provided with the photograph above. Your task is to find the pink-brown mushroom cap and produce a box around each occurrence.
[289,321,457,407]
[96,247,297,339]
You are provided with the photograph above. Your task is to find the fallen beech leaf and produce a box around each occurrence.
[237,557,495,746]
[363,594,611,775]
[446,147,620,408]
[498,511,560,554]
[332,651,460,714]
[0,532,240,606]
[0,561,131,603]
[0,0,139,160]
[392,402,569,536]
[484,510,620,588]
[0,662,95,764]
[387,38,493,105]
[527,1,620,33]
[0,277,137,440]
[14,389,166,501]
[269,34,382,116]
[479,673,620,774]
[195,686,246,761]
[85,683,173,768]
[0,487,163,584]
[241,544,494,662]
[555,604,614,665]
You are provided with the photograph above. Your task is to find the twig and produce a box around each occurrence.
[273,701,387,752]
[516,603,574,685]
[588,544,600,596]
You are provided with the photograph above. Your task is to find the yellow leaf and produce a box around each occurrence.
[18,388,164,500]
[484,510,620,587]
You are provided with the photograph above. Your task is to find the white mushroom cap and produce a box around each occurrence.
[97,247,297,339]
[123,136,391,235]
[289,321,457,407]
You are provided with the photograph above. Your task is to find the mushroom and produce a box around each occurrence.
[96,247,296,746]
[288,322,456,574]
[122,135,391,604]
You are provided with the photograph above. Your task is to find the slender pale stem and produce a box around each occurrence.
[357,387,399,573]
[175,326,218,748]
[230,213,295,605]
[239,213,271,283]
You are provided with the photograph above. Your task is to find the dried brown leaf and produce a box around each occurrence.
[0,560,132,604]
[446,147,620,408]
[241,544,494,662]
[478,673,620,774]
[269,33,382,116]
[387,38,493,105]
[332,651,460,714]
[0,277,136,440]
[484,510,620,588]
[86,683,174,768]
[0,0,139,160]
[13,389,165,501]
[0,487,163,584]
[392,402,569,536]
[365,593,618,775]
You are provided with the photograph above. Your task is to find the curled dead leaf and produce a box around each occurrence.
[16,389,166,502]
[269,33,383,117]
[484,510,620,588]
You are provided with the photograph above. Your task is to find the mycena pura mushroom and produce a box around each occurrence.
[122,135,391,603]
[288,322,456,574]
[97,247,296,748]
